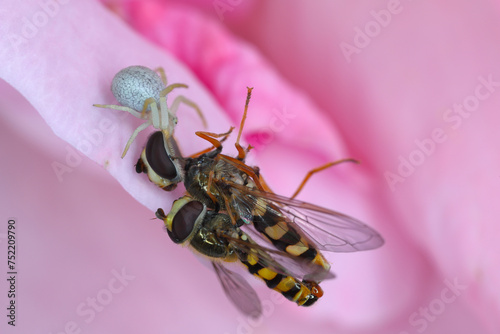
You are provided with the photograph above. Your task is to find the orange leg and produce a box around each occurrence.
[258,174,274,193]
[223,196,239,226]
[235,87,253,161]
[206,169,219,205]
[188,128,234,158]
[194,127,234,151]
[187,146,218,159]
[290,159,360,199]
[219,154,266,191]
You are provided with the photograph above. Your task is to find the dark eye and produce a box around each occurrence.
[169,200,204,243]
[145,132,178,180]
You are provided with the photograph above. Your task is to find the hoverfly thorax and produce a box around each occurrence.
[183,155,224,209]
[136,131,184,191]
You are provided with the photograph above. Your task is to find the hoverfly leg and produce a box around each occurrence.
[195,127,234,151]
[257,173,274,193]
[189,127,234,158]
[206,169,219,207]
[235,87,253,160]
[223,196,240,227]
[219,155,266,191]
[290,159,360,199]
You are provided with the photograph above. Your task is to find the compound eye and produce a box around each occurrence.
[145,132,178,180]
[169,200,204,244]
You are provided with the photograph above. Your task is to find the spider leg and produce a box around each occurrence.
[169,95,207,128]
[158,96,175,138]
[154,67,168,85]
[121,121,152,158]
[140,97,157,118]
[142,98,172,138]
[160,84,189,97]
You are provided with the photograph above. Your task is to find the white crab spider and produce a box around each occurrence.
[94,65,206,158]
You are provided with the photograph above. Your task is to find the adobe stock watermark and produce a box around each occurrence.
[249,106,296,147]
[398,277,468,334]
[385,74,500,191]
[7,0,71,53]
[48,267,135,334]
[213,0,245,21]
[340,0,407,63]
[51,112,126,182]
[223,290,286,334]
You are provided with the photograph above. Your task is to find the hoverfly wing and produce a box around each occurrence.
[281,204,384,252]
[212,262,262,318]
[223,230,335,283]
[226,182,384,253]
[230,193,254,225]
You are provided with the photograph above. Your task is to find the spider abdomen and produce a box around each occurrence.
[111,66,163,111]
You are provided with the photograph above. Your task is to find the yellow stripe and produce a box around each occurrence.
[286,244,308,256]
[264,222,288,240]
[247,253,259,266]
[296,289,310,305]
[312,253,331,271]
[276,277,296,292]
[252,198,267,216]
[258,268,277,281]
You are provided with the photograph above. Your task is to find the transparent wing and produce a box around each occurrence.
[212,261,262,318]
[225,181,384,253]
[223,230,336,282]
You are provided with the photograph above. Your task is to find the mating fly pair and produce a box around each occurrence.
[95,66,384,317]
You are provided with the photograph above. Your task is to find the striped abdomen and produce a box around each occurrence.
[237,249,322,307]
[251,205,330,277]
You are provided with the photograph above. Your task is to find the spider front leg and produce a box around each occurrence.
[121,121,151,158]
[154,68,190,98]
[140,97,157,117]
[122,98,161,158]
[169,95,207,128]
[162,83,189,96]
[154,67,168,85]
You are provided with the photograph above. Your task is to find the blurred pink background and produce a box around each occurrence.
[1,1,499,333]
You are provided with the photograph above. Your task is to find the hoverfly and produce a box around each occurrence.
[135,87,384,315]
[155,196,325,317]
